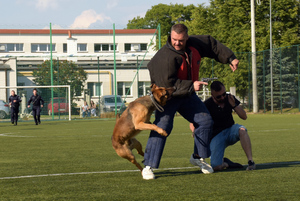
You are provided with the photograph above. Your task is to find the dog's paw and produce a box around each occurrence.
[158,129,168,137]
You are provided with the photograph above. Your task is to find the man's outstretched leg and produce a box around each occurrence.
[142,98,179,180]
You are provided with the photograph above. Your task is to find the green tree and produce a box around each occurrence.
[257,47,298,110]
[127,3,195,49]
[32,60,87,102]
[188,0,299,100]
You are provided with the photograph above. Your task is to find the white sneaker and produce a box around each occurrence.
[190,154,214,174]
[142,166,155,180]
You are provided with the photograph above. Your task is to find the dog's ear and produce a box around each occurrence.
[151,84,158,92]
[151,83,157,89]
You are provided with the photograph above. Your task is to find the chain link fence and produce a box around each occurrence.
[207,44,300,113]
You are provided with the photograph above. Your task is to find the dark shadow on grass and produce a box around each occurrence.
[154,169,202,179]
[254,161,300,170]
[154,161,300,178]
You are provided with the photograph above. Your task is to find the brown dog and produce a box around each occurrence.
[112,84,174,171]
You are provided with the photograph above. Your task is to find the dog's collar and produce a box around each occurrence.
[150,93,164,112]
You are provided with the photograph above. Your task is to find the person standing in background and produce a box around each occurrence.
[90,100,97,117]
[27,88,44,125]
[9,90,22,126]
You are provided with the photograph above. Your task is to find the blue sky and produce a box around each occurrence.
[0,0,209,29]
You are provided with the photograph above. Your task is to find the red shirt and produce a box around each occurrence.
[177,46,201,82]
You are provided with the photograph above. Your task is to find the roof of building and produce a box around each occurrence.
[0,29,157,35]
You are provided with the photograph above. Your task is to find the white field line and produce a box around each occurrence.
[0,161,299,180]
[0,166,197,180]
[0,133,35,138]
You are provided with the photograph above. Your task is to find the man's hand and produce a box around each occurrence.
[230,59,239,72]
[27,105,30,108]
[13,100,17,102]
[227,94,236,107]
[193,81,208,91]
[41,105,43,108]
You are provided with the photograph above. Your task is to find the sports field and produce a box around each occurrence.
[0,114,299,200]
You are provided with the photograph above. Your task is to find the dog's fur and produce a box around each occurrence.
[112,84,174,171]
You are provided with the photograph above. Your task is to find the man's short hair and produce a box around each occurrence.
[211,81,225,92]
[171,24,188,35]
[33,88,37,92]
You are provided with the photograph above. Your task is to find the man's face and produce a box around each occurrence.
[11,91,15,96]
[170,30,188,51]
[212,86,227,104]
[33,90,37,96]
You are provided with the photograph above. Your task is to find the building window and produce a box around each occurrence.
[138,82,151,97]
[88,82,102,96]
[124,44,131,51]
[17,82,25,86]
[0,43,24,52]
[102,44,109,51]
[63,43,67,53]
[140,43,147,51]
[110,44,117,51]
[94,44,101,52]
[124,43,147,52]
[94,44,118,52]
[31,44,55,52]
[40,44,47,51]
[77,44,87,52]
[117,82,132,96]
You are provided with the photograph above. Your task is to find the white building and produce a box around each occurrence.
[0,29,157,107]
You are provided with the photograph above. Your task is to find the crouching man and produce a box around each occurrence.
[190,81,255,171]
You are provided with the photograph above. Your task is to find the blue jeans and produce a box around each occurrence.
[143,93,213,168]
[210,124,246,168]
[82,111,90,117]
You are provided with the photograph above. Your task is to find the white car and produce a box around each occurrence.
[0,100,10,119]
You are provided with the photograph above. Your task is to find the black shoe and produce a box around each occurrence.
[14,121,17,126]
[12,121,14,124]
[35,122,38,125]
[224,157,244,169]
[38,121,41,124]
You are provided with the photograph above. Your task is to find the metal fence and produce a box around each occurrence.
[207,44,300,113]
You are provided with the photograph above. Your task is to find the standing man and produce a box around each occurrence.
[190,81,255,171]
[142,24,239,180]
[27,88,44,125]
[9,90,22,126]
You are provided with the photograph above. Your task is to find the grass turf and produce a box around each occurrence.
[0,114,299,200]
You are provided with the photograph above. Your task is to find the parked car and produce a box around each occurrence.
[48,97,69,115]
[0,100,10,119]
[99,95,126,113]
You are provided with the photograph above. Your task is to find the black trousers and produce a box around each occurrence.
[32,106,41,124]
[11,107,19,123]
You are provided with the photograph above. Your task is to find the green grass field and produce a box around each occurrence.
[0,114,299,200]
